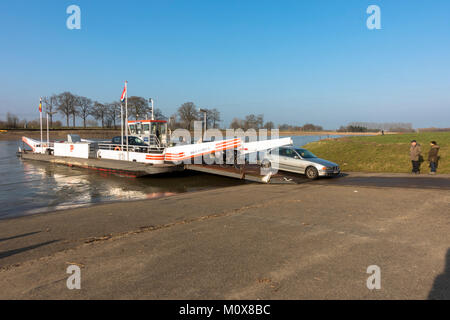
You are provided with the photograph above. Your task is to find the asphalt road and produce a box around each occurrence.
[0,172,449,299]
[316,172,450,190]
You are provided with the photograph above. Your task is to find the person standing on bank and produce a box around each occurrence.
[410,140,422,174]
[428,141,440,175]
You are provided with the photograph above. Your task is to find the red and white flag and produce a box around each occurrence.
[120,81,127,102]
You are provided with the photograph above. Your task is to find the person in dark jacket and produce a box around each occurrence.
[410,140,422,174]
[428,141,440,175]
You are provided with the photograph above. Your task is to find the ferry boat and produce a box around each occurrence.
[20,100,293,167]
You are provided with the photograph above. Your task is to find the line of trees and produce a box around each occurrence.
[277,123,323,132]
[0,112,63,129]
[229,114,272,130]
[1,92,170,130]
[46,92,167,129]
[0,98,223,131]
[229,117,324,132]
[168,102,222,131]
[338,122,414,132]
[2,95,331,132]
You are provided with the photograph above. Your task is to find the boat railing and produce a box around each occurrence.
[35,142,55,148]
[149,134,161,148]
[97,143,165,154]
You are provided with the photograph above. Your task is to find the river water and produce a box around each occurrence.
[0,135,341,219]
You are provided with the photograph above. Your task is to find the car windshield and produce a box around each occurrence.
[130,137,145,145]
[295,148,316,158]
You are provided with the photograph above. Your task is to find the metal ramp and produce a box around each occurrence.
[185,164,309,184]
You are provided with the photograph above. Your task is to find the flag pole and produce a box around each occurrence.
[120,103,124,160]
[39,97,43,153]
[151,98,154,121]
[125,81,129,161]
[46,113,49,150]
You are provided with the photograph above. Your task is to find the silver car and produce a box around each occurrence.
[261,145,340,179]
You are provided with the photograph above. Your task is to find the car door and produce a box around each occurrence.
[272,147,294,172]
[295,150,311,174]
[267,148,282,170]
[295,156,308,174]
[282,148,302,174]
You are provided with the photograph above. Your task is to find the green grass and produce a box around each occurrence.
[303,132,450,174]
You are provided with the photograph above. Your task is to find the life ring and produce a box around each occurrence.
[114,146,121,151]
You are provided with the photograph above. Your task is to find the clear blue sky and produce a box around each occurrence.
[0,0,449,129]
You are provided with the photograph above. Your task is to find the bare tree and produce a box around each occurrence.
[256,114,264,129]
[178,102,199,131]
[302,123,323,131]
[154,108,167,121]
[6,112,19,129]
[168,113,178,131]
[127,96,150,120]
[230,118,244,130]
[92,102,108,128]
[198,108,219,129]
[76,96,93,128]
[264,121,275,130]
[106,102,121,129]
[209,108,221,128]
[278,123,302,131]
[43,95,57,128]
[241,114,264,130]
[56,92,77,127]
[244,114,257,130]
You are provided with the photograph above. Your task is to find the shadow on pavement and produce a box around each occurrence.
[0,240,60,260]
[0,231,42,243]
[428,249,450,300]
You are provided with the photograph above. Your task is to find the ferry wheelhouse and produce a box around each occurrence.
[95,119,169,164]
[127,119,168,149]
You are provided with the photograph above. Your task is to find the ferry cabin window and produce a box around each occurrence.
[155,124,162,136]
[143,124,150,134]
[136,123,143,135]
[129,124,136,134]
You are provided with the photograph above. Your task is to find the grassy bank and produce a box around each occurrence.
[304,132,450,174]
[278,131,380,136]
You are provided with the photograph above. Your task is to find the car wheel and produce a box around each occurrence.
[261,159,271,168]
[305,166,319,180]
